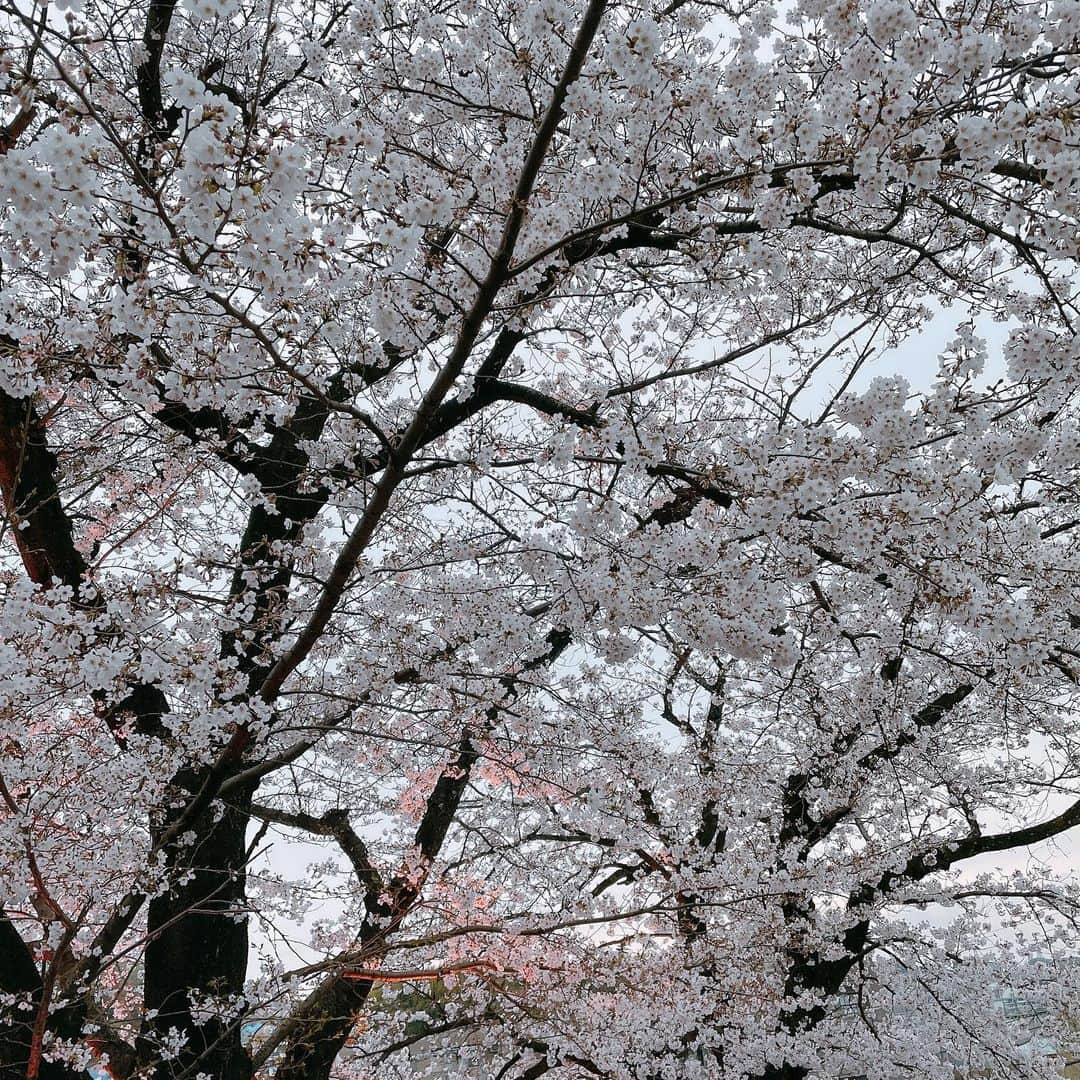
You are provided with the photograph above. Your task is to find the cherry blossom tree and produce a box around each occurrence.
[1,0,1079,1077]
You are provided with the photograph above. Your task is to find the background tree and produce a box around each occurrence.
[0,0,1079,1077]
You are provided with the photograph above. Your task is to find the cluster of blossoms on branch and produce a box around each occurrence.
[0,0,1079,1077]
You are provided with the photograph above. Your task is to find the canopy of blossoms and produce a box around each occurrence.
[0,0,1078,1077]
